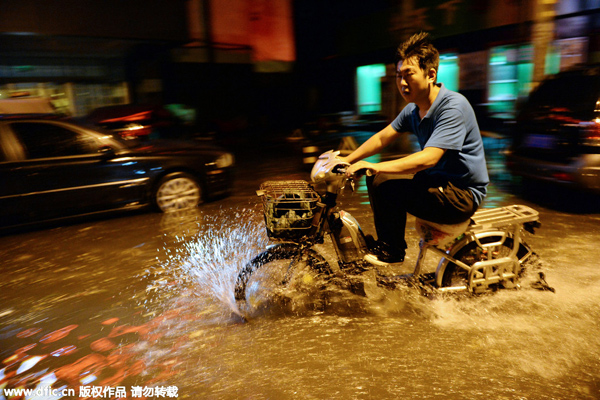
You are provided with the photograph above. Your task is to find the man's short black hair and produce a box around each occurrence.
[396,32,440,79]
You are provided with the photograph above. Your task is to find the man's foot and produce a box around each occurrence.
[364,252,405,266]
[364,236,405,266]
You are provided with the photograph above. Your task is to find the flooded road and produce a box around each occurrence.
[1,138,600,399]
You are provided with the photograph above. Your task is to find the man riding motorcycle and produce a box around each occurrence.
[339,32,489,266]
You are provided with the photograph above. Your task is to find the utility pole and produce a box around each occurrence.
[531,0,556,86]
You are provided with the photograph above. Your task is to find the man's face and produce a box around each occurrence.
[396,56,433,104]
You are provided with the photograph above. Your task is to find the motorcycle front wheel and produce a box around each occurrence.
[234,243,333,314]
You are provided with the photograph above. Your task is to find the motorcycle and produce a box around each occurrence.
[234,150,553,314]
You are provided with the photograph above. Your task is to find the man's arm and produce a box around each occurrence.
[346,146,446,176]
[341,124,400,164]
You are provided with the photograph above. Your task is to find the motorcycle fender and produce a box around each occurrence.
[339,210,367,250]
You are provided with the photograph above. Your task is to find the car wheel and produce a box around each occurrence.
[154,172,202,212]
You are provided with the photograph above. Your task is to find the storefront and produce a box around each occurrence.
[0,0,187,117]
[0,62,129,116]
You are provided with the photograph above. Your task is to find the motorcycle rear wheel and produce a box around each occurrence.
[438,233,531,291]
[234,243,332,314]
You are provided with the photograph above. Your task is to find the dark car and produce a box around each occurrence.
[0,117,234,229]
[505,65,600,194]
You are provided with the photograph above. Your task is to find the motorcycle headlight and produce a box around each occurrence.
[215,153,234,168]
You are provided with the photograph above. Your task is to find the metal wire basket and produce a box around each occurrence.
[257,180,321,240]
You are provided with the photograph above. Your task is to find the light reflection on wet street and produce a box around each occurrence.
[1,137,600,399]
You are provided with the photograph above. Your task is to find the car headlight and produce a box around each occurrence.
[215,153,234,168]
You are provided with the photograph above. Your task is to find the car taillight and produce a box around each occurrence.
[119,124,152,137]
[551,172,574,182]
[583,120,600,147]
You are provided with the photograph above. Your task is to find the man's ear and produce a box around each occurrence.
[428,68,437,83]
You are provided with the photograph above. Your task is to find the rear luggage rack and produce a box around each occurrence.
[470,205,539,231]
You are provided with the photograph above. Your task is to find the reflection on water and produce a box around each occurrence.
[1,206,599,400]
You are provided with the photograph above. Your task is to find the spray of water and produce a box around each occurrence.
[165,208,270,317]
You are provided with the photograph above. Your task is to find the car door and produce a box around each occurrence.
[0,125,31,226]
[0,120,149,227]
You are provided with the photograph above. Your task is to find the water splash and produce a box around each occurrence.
[428,260,600,382]
[164,208,270,317]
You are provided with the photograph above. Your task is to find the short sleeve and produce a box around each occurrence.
[425,107,466,151]
[391,104,415,133]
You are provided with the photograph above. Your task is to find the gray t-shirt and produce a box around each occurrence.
[391,83,489,205]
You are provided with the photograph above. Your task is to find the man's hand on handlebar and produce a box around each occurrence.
[345,160,376,178]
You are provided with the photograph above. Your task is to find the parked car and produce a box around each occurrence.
[0,116,234,229]
[505,65,600,194]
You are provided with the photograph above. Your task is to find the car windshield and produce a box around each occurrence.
[525,73,600,117]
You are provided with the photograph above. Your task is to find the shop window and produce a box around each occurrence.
[0,82,129,117]
[545,46,561,76]
[541,37,588,78]
[488,45,533,118]
[488,38,588,119]
[72,83,129,116]
[356,64,386,114]
[555,37,588,72]
[438,54,459,91]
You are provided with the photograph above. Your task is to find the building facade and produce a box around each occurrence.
[1,0,599,132]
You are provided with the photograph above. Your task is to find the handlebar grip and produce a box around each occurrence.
[353,168,373,178]
[332,163,350,175]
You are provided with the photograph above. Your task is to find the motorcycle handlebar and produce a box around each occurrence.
[331,164,348,175]
[329,166,372,196]
[332,164,372,179]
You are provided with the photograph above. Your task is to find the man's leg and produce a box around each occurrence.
[367,175,478,257]
[366,174,415,256]
[408,180,478,224]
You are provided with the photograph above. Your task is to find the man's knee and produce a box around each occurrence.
[367,174,413,195]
